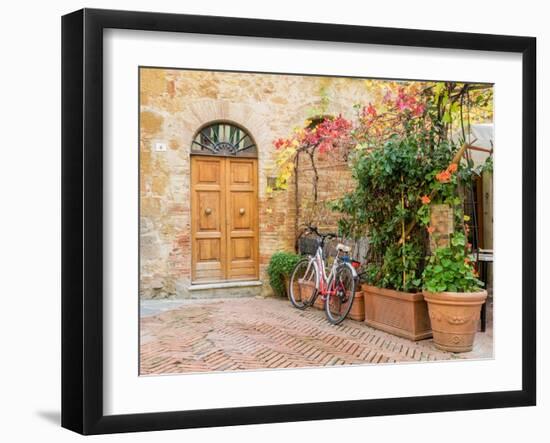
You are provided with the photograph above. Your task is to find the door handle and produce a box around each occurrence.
[205,207,212,215]
[239,208,245,215]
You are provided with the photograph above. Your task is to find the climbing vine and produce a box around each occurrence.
[271,78,493,292]
[271,80,492,199]
[272,115,353,198]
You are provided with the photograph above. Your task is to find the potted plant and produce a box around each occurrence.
[360,253,432,340]
[267,251,301,297]
[333,133,438,341]
[418,139,491,352]
[270,81,493,336]
[422,232,487,352]
[330,82,493,341]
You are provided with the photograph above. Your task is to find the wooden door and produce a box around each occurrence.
[191,157,226,282]
[191,156,258,283]
[225,158,258,280]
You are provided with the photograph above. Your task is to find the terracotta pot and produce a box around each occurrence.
[362,284,432,341]
[423,290,487,352]
[325,290,365,320]
[283,275,290,297]
[314,290,364,322]
[347,291,365,321]
[295,280,316,304]
[313,291,324,310]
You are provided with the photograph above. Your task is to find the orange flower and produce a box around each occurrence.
[421,195,431,205]
[464,257,471,265]
[447,163,458,174]
[427,226,436,234]
[436,170,451,183]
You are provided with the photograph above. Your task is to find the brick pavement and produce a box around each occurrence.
[140,297,492,375]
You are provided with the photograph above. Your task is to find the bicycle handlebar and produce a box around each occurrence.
[306,225,337,239]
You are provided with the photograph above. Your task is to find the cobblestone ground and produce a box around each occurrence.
[140,297,493,375]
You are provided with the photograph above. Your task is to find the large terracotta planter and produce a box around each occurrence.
[423,290,487,352]
[362,284,432,341]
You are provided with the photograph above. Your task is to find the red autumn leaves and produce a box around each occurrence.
[274,86,429,159]
[394,88,426,116]
[273,115,352,154]
[360,87,426,126]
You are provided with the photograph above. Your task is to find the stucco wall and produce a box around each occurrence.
[139,68,373,298]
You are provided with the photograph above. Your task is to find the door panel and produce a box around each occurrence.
[198,161,221,183]
[226,158,258,281]
[197,192,221,231]
[198,238,221,261]
[232,238,253,259]
[231,193,252,230]
[230,162,253,183]
[191,156,258,283]
[191,157,226,282]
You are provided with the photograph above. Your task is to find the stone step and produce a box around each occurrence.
[184,280,264,299]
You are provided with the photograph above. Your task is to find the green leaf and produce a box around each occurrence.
[434,82,445,97]
[441,93,449,108]
[450,101,460,114]
[451,236,465,247]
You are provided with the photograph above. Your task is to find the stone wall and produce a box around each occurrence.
[139,68,373,298]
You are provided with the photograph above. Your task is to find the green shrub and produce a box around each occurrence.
[422,232,484,293]
[267,252,301,297]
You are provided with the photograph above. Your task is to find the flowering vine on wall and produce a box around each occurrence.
[271,80,493,292]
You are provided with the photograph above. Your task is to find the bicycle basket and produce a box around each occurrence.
[298,236,319,256]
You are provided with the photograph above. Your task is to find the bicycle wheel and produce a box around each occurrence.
[289,258,318,310]
[325,263,356,325]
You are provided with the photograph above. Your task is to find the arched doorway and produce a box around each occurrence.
[190,122,259,283]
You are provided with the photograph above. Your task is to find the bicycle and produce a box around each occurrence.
[288,226,359,325]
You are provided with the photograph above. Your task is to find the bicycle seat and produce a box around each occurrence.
[336,243,351,253]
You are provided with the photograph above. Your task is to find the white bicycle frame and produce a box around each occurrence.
[302,241,357,298]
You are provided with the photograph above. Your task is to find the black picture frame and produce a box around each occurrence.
[61,8,536,435]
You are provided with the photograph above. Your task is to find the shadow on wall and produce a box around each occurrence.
[35,410,60,426]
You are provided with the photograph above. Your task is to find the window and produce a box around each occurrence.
[191,122,257,157]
